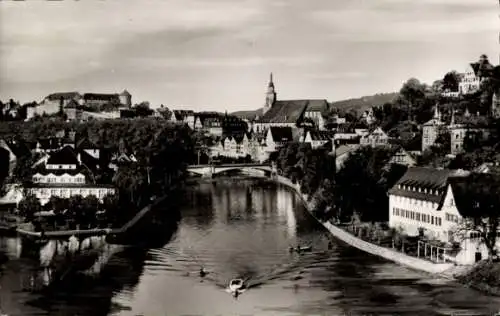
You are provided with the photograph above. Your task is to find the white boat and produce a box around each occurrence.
[229,278,244,292]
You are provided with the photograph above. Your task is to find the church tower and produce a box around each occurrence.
[263,73,276,115]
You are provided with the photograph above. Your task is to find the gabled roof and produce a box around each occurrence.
[448,172,500,218]
[470,61,494,77]
[269,126,293,142]
[366,126,387,136]
[45,92,81,101]
[257,100,309,123]
[120,90,131,96]
[46,146,79,166]
[388,167,459,203]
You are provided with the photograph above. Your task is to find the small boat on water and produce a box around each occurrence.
[229,279,244,292]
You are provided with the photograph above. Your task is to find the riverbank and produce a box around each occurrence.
[271,175,480,279]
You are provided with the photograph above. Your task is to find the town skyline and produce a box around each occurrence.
[0,0,497,111]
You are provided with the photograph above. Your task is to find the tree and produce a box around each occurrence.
[80,194,99,226]
[451,173,500,260]
[18,194,42,222]
[442,71,460,92]
[399,78,427,120]
[102,193,120,222]
[68,195,84,221]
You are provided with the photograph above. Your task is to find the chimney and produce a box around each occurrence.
[77,153,81,164]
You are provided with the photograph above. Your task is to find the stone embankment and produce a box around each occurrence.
[272,175,458,275]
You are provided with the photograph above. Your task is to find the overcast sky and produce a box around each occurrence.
[0,0,497,111]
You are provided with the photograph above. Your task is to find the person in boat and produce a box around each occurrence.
[199,267,207,278]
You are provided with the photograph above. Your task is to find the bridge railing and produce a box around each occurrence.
[187,163,271,169]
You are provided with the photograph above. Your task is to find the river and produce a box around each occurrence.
[0,178,500,316]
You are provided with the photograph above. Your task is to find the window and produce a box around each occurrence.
[431,216,435,225]
[437,218,442,226]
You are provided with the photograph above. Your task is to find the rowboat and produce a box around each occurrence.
[229,278,244,292]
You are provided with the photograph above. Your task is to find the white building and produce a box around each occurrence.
[359,126,389,148]
[388,167,462,241]
[27,145,115,205]
[387,167,500,265]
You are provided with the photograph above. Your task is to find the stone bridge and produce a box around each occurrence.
[186,163,276,178]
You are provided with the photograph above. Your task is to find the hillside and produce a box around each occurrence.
[330,92,399,114]
[232,92,399,119]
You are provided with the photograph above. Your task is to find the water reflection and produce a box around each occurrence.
[2,179,500,315]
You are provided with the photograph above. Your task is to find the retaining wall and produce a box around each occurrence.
[272,174,454,275]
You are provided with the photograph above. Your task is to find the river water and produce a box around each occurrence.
[0,178,500,316]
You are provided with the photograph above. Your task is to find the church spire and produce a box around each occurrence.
[268,72,274,88]
[263,72,276,114]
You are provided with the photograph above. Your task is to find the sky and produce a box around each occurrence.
[0,0,498,112]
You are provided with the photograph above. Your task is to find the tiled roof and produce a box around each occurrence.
[388,167,457,203]
[45,92,81,101]
[83,93,119,102]
[269,126,293,142]
[448,172,500,218]
[257,100,309,123]
[173,110,194,120]
[307,130,335,141]
[451,115,492,128]
[470,61,494,77]
[46,146,79,165]
[304,99,329,112]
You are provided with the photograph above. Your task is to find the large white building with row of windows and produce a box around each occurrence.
[388,167,500,265]
[27,143,115,205]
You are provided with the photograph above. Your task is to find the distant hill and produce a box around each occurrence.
[232,92,399,118]
[330,93,399,114]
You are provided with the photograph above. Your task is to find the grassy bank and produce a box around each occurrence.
[456,261,500,296]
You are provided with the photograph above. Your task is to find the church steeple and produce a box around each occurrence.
[263,72,276,114]
[268,72,274,88]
